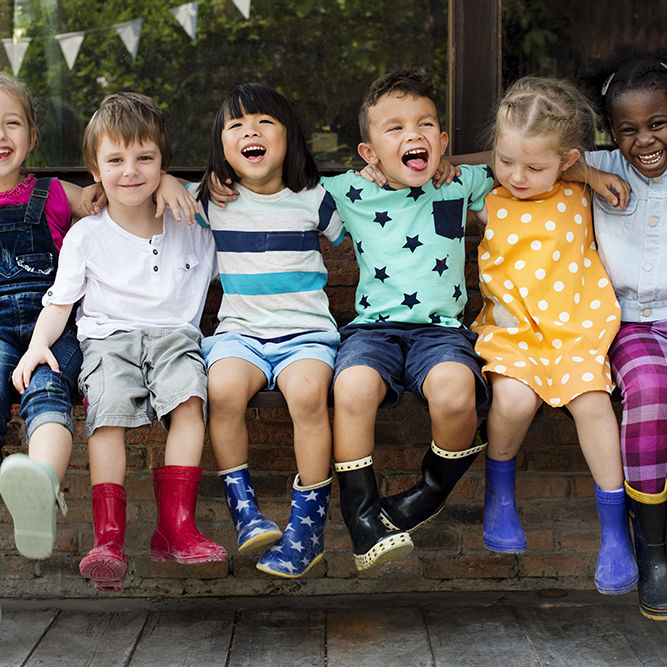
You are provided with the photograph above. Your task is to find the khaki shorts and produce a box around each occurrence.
[79,328,207,436]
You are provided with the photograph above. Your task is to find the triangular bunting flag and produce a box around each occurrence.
[56,31,86,70]
[114,18,143,60]
[2,37,31,76]
[171,2,199,41]
[232,0,251,20]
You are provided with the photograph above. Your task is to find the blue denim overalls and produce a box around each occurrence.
[0,178,82,457]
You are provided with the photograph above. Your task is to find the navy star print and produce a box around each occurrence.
[430,313,442,324]
[407,187,425,201]
[374,267,389,282]
[452,284,463,300]
[356,240,364,254]
[402,292,420,309]
[359,295,371,309]
[484,165,494,179]
[374,211,391,227]
[346,186,363,203]
[432,257,449,275]
[403,235,423,253]
[452,175,463,186]
[377,314,390,322]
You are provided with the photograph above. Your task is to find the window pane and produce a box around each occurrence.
[1,0,448,169]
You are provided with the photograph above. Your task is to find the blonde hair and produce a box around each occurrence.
[82,92,172,173]
[493,76,595,164]
[0,72,38,147]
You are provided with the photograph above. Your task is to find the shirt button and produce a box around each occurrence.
[153,249,158,255]
[153,266,158,272]
[649,218,658,227]
[185,263,190,270]
[643,308,652,317]
[47,290,53,296]
[644,264,652,271]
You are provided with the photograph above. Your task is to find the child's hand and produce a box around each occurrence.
[81,183,106,215]
[432,157,462,188]
[154,174,198,224]
[588,169,631,209]
[12,346,59,394]
[356,164,388,187]
[209,173,239,207]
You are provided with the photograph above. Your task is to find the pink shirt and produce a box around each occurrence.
[0,174,72,251]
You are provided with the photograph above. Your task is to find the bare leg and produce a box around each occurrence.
[28,422,72,483]
[164,396,206,467]
[88,426,127,486]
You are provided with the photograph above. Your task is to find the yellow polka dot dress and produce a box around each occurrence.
[472,182,620,406]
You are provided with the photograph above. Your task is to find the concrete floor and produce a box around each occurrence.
[2,590,666,666]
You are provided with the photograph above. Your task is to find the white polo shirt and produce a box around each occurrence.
[43,207,217,340]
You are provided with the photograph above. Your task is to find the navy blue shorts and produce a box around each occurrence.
[333,323,490,409]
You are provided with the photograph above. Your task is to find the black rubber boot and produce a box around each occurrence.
[625,481,667,621]
[335,457,413,571]
[380,425,487,533]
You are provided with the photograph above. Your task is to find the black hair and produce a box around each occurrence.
[580,45,667,136]
[198,83,319,202]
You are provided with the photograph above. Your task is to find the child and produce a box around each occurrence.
[468,76,638,596]
[582,47,667,619]
[324,68,494,570]
[12,91,227,592]
[0,73,99,562]
[193,83,344,578]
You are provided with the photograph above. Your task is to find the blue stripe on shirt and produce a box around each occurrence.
[220,271,328,295]
[213,229,320,253]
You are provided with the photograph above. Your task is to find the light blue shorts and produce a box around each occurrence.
[203,330,339,390]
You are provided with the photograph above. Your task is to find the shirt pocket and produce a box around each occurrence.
[175,254,200,298]
[593,191,638,237]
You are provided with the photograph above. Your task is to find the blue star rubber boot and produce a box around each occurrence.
[594,483,639,595]
[219,464,282,554]
[256,473,332,578]
[483,456,527,553]
[625,480,667,619]
[0,453,68,560]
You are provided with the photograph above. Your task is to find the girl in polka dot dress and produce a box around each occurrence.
[471,76,638,596]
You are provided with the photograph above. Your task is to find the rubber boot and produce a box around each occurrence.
[219,464,281,553]
[380,427,487,533]
[0,453,68,559]
[79,483,127,592]
[594,483,639,595]
[335,456,413,571]
[150,465,228,564]
[626,481,667,619]
[483,456,527,553]
[256,474,332,578]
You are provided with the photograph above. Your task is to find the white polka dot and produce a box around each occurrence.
[529,357,538,365]
[582,320,593,329]
[551,398,561,405]
[508,327,519,334]
[495,365,507,373]
[545,220,556,231]
[480,251,490,261]
[574,293,581,304]
[514,259,526,270]
[540,358,549,366]
[572,356,584,363]
[514,361,526,367]
[582,196,589,207]
[557,202,567,212]
[485,228,494,239]
[552,250,560,261]
[582,372,594,382]
[507,233,519,245]
[574,214,583,224]
[598,277,609,288]
[494,256,505,265]
[552,339,562,349]
[519,342,528,350]
[497,208,508,219]
[519,287,529,298]
[534,316,540,325]
[568,262,578,273]
[503,294,513,303]
[553,281,564,292]
[535,268,546,280]
[483,333,494,342]
[559,312,570,322]
[583,257,592,268]
[535,332,543,341]
[534,376,543,386]
[566,232,574,242]
[531,240,542,251]
[606,315,617,322]
[564,188,573,196]
[481,273,492,283]
[598,329,607,340]
[554,355,563,365]
[521,213,532,223]
[538,300,549,311]
[561,373,570,384]
[596,355,606,364]
[504,279,514,289]
[590,300,601,310]
[546,378,553,386]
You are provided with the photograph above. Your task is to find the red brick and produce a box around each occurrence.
[422,554,516,579]
[518,553,593,578]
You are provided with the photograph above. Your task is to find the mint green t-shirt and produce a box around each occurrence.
[322,165,493,327]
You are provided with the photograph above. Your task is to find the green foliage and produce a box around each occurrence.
[1,0,449,169]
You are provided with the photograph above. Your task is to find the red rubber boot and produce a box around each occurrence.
[79,483,127,592]
[150,465,228,564]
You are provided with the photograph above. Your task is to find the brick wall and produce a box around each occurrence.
[0,232,612,599]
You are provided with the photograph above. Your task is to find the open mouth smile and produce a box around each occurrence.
[635,150,664,166]
[402,148,429,170]
[242,145,267,161]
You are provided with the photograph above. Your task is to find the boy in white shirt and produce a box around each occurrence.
[13,92,226,592]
